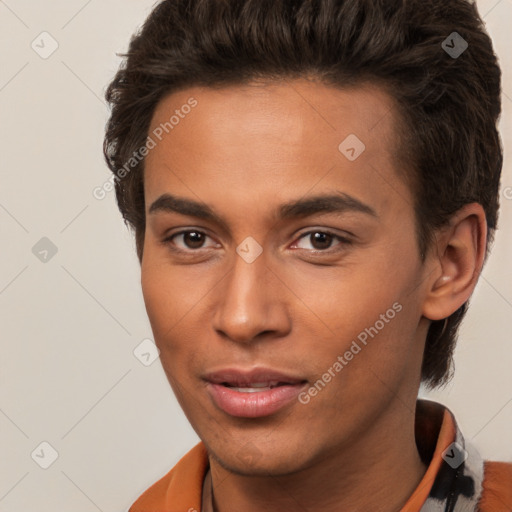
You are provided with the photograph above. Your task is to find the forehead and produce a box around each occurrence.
[148,78,398,151]
[144,79,406,219]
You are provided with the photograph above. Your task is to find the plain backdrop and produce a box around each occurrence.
[0,0,511,510]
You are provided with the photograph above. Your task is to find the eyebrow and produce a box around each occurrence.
[148,191,378,230]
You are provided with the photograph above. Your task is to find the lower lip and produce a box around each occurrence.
[206,382,307,418]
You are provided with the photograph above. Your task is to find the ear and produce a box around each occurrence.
[421,203,487,321]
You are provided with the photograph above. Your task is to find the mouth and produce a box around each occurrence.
[219,381,295,393]
[203,368,308,418]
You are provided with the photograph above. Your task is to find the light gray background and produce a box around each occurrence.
[0,0,511,510]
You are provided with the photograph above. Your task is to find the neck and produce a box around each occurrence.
[206,400,427,512]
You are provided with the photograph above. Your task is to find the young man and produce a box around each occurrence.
[103,0,511,510]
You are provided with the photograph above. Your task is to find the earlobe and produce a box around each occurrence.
[421,203,487,321]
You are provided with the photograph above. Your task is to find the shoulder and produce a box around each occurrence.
[478,460,512,511]
[128,466,174,510]
[128,442,208,512]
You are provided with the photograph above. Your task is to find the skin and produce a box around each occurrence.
[140,78,486,512]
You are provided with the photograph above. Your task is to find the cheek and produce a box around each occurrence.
[141,254,199,335]
[298,258,422,390]
[141,262,170,334]
[140,257,209,373]
[293,260,409,340]
[346,291,422,390]
[141,262,189,373]
[303,303,421,428]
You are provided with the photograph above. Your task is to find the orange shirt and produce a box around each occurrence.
[129,399,512,511]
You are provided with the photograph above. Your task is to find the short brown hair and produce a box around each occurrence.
[103,0,502,389]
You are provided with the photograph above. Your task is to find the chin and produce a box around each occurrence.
[206,437,314,477]
[219,455,308,478]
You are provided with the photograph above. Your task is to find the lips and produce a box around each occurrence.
[203,367,308,418]
[203,368,306,387]
[222,381,286,392]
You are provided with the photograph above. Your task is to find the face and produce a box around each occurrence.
[141,79,432,476]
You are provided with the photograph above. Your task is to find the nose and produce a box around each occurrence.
[212,248,291,345]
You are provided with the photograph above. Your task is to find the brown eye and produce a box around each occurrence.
[309,232,335,250]
[292,230,352,253]
[162,230,218,252]
[180,231,206,249]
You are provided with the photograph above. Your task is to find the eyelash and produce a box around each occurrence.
[161,229,353,255]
